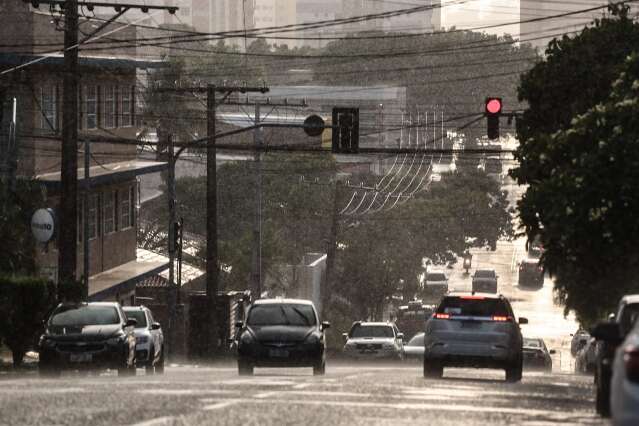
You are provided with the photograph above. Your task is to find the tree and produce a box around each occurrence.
[514,53,639,325]
[511,5,639,325]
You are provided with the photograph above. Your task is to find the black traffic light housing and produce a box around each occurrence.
[332,107,359,153]
[485,97,502,140]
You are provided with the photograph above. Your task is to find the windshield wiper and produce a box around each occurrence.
[290,307,312,326]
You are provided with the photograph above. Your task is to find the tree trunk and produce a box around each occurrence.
[12,348,25,368]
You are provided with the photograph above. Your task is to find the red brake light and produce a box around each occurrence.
[435,313,450,319]
[624,346,639,383]
[492,316,510,322]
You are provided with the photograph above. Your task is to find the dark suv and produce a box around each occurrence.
[424,293,527,382]
[39,302,137,377]
[235,298,330,376]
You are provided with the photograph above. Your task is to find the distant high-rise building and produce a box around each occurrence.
[520,0,611,51]
[340,0,441,35]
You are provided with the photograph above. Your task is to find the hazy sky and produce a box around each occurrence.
[442,0,520,37]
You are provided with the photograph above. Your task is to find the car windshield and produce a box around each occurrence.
[620,303,639,334]
[427,273,446,281]
[50,305,119,326]
[247,304,316,326]
[475,270,495,278]
[125,310,147,328]
[350,325,395,338]
[407,333,424,346]
[437,297,509,317]
[523,338,541,348]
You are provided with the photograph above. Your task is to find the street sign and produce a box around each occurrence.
[303,114,325,137]
[31,208,55,243]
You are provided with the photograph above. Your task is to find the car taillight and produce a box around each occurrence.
[492,316,510,322]
[624,346,639,383]
[435,313,450,319]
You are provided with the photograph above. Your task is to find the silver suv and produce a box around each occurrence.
[343,322,404,360]
[423,293,527,382]
[123,306,164,374]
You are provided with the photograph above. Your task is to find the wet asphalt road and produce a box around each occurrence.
[0,363,605,426]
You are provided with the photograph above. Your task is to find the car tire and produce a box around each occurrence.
[423,360,443,379]
[506,356,523,383]
[39,362,60,378]
[595,366,611,417]
[238,360,253,376]
[313,359,326,376]
[155,346,165,375]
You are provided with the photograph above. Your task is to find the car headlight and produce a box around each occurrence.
[136,336,149,344]
[383,342,396,350]
[107,334,126,346]
[39,335,55,347]
[305,333,320,345]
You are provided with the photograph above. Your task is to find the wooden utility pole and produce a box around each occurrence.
[250,102,263,299]
[167,133,177,357]
[206,85,218,355]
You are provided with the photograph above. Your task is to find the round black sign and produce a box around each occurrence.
[303,114,325,137]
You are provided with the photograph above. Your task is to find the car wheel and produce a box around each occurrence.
[155,346,165,375]
[39,362,60,378]
[238,360,253,376]
[595,366,611,417]
[423,360,443,379]
[313,359,326,376]
[506,357,523,383]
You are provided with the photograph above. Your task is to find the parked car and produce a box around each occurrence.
[404,332,425,361]
[522,338,554,371]
[471,269,498,293]
[235,298,329,376]
[571,329,590,357]
[423,293,527,382]
[395,301,434,342]
[575,337,598,374]
[123,306,164,374]
[343,322,404,361]
[518,258,544,288]
[592,294,639,417]
[424,270,449,302]
[38,302,137,377]
[607,319,639,425]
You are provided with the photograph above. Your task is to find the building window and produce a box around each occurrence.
[86,85,98,129]
[103,190,116,234]
[120,186,134,229]
[121,86,132,127]
[88,194,99,239]
[41,85,57,131]
[103,86,116,129]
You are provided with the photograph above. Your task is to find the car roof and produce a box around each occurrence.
[475,268,496,272]
[446,291,503,299]
[122,305,147,311]
[253,298,314,306]
[59,301,120,307]
[354,322,394,327]
[521,258,539,264]
[620,294,639,305]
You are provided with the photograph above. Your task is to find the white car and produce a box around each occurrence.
[610,318,639,425]
[123,306,164,374]
[343,322,404,360]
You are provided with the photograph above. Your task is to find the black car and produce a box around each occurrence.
[235,298,329,376]
[518,258,544,288]
[522,338,554,371]
[38,302,137,377]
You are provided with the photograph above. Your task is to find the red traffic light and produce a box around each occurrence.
[485,98,502,115]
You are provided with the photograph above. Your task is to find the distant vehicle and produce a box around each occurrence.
[38,302,137,377]
[571,329,591,357]
[404,332,425,361]
[424,270,449,303]
[423,293,527,382]
[123,306,164,374]
[518,258,544,288]
[608,318,639,425]
[342,322,404,361]
[526,236,544,259]
[430,173,442,182]
[471,269,498,293]
[575,337,598,374]
[395,300,435,342]
[234,298,329,376]
[592,294,639,417]
[522,338,554,371]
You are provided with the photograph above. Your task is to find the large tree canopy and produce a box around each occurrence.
[513,33,639,324]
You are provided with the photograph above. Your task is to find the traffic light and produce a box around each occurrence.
[485,97,502,140]
[332,107,359,153]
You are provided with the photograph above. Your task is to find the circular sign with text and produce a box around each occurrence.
[31,208,56,243]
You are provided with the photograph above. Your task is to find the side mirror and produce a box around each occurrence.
[518,317,528,325]
[397,333,404,341]
[125,318,137,328]
[591,322,623,343]
[151,322,161,330]
[608,312,617,321]
[235,321,244,328]
[549,349,556,355]
[342,332,348,342]
[321,321,331,330]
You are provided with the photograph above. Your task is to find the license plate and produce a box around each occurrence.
[461,321,480,328]
[70,353,92,363]
[269,348,289,358]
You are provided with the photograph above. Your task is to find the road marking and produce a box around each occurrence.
[129,416,175,426]
[202,399,241,411]
[139,389,241,396]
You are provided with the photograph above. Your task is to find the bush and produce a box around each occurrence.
[0,276,57,366]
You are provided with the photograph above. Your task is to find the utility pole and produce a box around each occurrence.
[167,133,177,358]
[250,102,263,299]
[59,0,79,285]
[322,181,340,318]
[206,85,218,356]
[82,138,90,301]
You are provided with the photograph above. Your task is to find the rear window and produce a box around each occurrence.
[350,324,395,338]
[523,338,541,348]
[474,270,496,278]
[426,273,446,281]
[436,296,510,317]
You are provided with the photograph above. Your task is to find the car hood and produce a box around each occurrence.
[46,324,123,341]
[246,325,315,343]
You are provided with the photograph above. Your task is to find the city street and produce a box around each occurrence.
[0,364,604,426]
